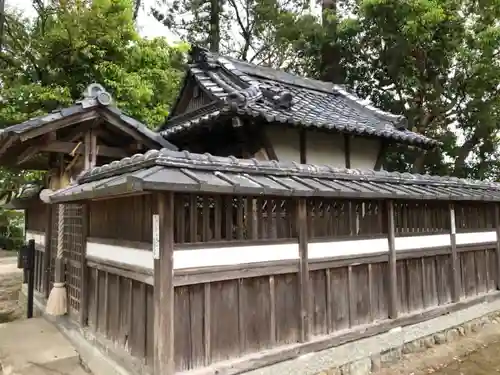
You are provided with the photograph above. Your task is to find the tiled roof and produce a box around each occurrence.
[48,148,500,203]
[0,83,177,152]
[160,47,439,149]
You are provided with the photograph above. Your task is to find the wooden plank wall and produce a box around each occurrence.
[80,194,500,374]
[86,263,155,367]
[25,203,47,295]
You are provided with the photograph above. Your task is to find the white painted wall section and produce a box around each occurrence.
[86,230,498,271]
[265,126,382,170]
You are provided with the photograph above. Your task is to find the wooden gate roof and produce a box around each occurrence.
[0,84,177,170]
[47,149,500,203]
[160,46,439,149]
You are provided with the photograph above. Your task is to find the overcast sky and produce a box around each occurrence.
[5,0,178,40]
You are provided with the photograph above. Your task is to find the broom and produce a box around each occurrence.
[46,203,67,316]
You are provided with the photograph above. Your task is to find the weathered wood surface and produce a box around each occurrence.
[33,193,500,374]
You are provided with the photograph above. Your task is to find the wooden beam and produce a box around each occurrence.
[297,198,310,342]
[495,204,500,290]
[40,141,126,159]
[20,110,98,142]
[154,192,175,375]
[16,133,56,165]
[344,134,351,169]
[43,205,52,299]
[299,129,306,164]
[450,203,461,302]
[99,111,157,149]
[386,200,398,319]
[374,141,388,171]
[0,136,16,158]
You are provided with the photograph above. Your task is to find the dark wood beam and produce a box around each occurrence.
[154,192,175,375]
[386,200,398,319]
[299,129,306,164]
[99,111,158,149]
[374,141,388,171]
[450,203,461,302]
[0,137,16,158]
[20,110,98,142]
[40,141,127,159]
[344,134,351,169]
[17,133,56,165]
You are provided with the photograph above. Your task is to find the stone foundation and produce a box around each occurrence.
[317,311,500,375]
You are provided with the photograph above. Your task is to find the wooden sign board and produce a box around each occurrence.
[153,214,160,259]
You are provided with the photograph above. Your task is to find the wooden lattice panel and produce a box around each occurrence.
[64,204,84,317]
[49,206,59,290]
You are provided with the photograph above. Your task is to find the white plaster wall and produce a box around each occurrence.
[265,126,382,169]
[350,136,382,170]
[265,126,301,162]
[305,130,345,166]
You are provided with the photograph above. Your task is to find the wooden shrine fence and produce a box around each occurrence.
[52,192,500,375]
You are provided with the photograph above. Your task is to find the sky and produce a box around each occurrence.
[4,0,178,40]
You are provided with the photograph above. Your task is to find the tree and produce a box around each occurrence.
[152,0,321,68]
[0,0,187,199]
[303,0,500,178]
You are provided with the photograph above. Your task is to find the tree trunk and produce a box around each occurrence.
[0,0,5,50]
[209,0,220,53]
[453,132,480,178]
[320,0,342,83]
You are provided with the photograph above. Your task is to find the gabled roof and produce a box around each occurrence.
[0,84,177,169]
[48,148,500,203]
[160,47,439,149]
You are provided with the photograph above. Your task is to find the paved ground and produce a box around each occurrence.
[0,251,90,375]
[0,318,88,375]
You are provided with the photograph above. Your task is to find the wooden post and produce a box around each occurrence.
[297,198,310,342]
[154,192,175,375]
[494,205,500,290]
[387,200,398,319]
[80,202,90,326]
[43,205,52,298]
[449,203,461,302]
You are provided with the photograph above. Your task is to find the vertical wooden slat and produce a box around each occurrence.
[269,275,276,344]
[104,271,109,334]
[189,195,197,242]
[450,204,461,302]
[204,283,211,364]
[79,203,89,326]
[325,268,332,333]
[297,198,310,342]
[238,280,244,353]
[347,265,355,326]
[202,196,210,242]
[387,200,398,319]
[154,192,175,375]
[43,205,52,298]
[213,196,221,241]
[94,268,99,329]
[495,205,500,290]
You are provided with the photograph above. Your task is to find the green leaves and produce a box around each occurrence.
[0,0,186,204]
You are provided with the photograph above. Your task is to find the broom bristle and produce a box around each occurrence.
[46,282,67,316]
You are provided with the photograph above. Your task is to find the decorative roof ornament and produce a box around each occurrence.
[81,83,113,106]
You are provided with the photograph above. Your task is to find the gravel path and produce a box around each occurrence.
[0,254,24,323]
